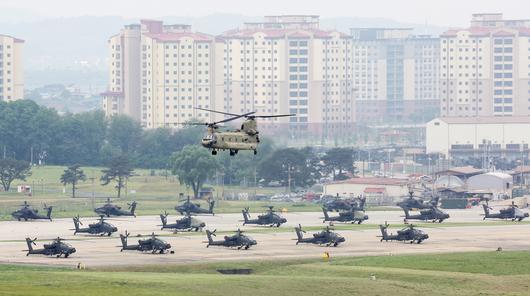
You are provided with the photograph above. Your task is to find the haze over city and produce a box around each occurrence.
[3,1,530,295]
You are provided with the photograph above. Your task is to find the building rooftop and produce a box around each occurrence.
[434,117,530,125]
[0,34,24,43]
[436,166,484,176]
[328,177,409,186]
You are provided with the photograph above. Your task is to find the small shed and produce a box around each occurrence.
[467,172,513,199]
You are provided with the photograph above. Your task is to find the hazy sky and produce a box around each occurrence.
[1,0,529,26]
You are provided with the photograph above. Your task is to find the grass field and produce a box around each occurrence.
[0,166,395,220]
[2,251,530,295]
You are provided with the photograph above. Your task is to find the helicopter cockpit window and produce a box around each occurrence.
[203,134,213,141]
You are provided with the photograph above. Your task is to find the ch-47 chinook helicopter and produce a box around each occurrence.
[241,206,287,227]
[188,108,294,156]
[294,224,346,247]
[72,215,118,236]
[119,231,172,254]
[205,229,257,250]
[11,201,53,221]
[378,222,429,244]
[159,211,206,232]
[24,237,76,258]
[482,201,529,221]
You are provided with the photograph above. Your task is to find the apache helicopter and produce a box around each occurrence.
[159,211,206,232]
[175,195,215,215]
[241,206,287,227]
[205,229,257,250]
[72,215,118,236]
[24,237,76,258]
[482,201,529,221]
[188,107,294,156]
[119,231,172,254]
[397,190,439,210]
[11,201,53,221]
[94,198,137,217]
[323,196,366,212]
[322,207,369,224]
[294,224,346,247]
[403,206,450,223]
[378,222,429,244]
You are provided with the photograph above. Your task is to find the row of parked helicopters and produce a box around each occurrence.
[15,189,530,258]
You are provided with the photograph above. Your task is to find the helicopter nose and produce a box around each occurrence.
[112,227,118,232]
[364,215,369,220]
[281,218,287,223]
[71,248,77,253]
[200,223,206,227]
[166,244,172,249]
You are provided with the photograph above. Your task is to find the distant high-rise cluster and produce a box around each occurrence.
[103,13,530,131]
[441,13,530,117]
[0,35,24,102]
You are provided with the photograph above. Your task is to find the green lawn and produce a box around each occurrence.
[2,251,530,295]
[0,165,396,219]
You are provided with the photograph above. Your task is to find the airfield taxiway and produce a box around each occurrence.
[1,207,530,267]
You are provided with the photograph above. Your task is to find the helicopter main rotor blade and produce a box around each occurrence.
[195,107,242,117]
[212,111,256,125]
[250,114,296,118]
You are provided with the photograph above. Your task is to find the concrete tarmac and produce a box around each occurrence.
[1,206,529,267]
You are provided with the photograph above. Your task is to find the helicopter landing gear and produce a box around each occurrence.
[229,149,238,156]
[211,150,217,155]
[253,150,257,155]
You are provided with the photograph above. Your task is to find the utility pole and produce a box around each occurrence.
[521,142,525,190]
[287,164,291,198]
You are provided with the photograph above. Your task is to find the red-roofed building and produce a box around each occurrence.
[323,177,410,204]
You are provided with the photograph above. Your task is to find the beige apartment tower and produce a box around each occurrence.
[0,35,24,101]
[440,13,530,117]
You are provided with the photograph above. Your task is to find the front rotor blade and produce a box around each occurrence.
[195,107,241,117]
[252,114,296,118]
[213,111,256,125]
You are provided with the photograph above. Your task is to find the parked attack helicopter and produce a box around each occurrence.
[188,108,294,156]
[403,206,450,223]
[397,190,439,210]
[378,222,429,244]
[94,198,137,217]
[72,215,118,236]
[482,201,529,221]
[294,224,346,247]
[175,195,215,215]
[119,231,172,254]
[11,201,53,221]
[205,229,257,250]
[241,206,287,227]
[322,207,369,224]
[159,211,206,232]
[25,237,76,258]
[323,196,366,212]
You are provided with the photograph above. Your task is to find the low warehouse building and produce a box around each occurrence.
[323,177,410,204]
[467,172,513,199]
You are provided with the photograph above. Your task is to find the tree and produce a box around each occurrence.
[0,159,32,191]
[258,147,320,188]
[171,145,219,198]
[106,115,143,156]
[100,155,134,198]
[321,148,356,180]
[60,164,86,198]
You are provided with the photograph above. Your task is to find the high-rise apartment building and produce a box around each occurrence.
[0,35,24,102]
[103,20,216,128]
[351,28,440,123]
[216,15,355,138]
[440,13,530,117]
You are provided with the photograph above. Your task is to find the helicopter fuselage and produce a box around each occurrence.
[202,130,259,155]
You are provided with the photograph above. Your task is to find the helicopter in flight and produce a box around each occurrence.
[72,215,118,236]
[322,207,369,224]
[119,231,172,254]
[24,237,76,258]
[187,108,294,156]
[294,225,346,247]
[378,222,429,244]
[11,201,53,221]
[94,198,137,217]
[159,211,206,232]
[175,195,215,215]
[205,229,257,250]
[482,201,529,221]
[241,206,287,227]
